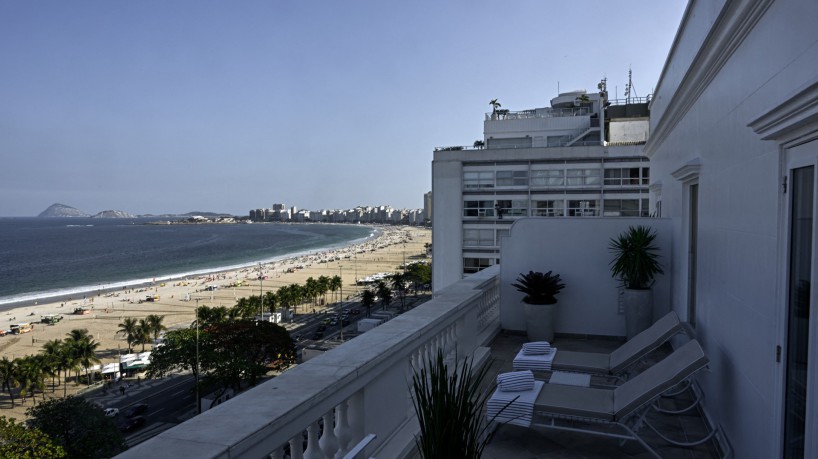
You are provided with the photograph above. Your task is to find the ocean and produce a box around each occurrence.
[0,218,374,307]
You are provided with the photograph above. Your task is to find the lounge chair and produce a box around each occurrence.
[550,310,689,379]
[528,339,717,458]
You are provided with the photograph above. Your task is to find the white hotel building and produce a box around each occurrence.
[432,87,652,291]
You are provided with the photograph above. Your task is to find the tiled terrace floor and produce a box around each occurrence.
[482,332,725,459]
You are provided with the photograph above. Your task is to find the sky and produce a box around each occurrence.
[0,1,688,217]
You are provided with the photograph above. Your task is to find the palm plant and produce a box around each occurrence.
[117,318,138,353]
[137,319,151,352]
[329,275,342,302]
[361,290,375,317]
[376,281,392,310]
[609,225,664,290]
[390,273,408,311]
[41,339,64,391]
[411,349,498,459]
[264,291,278,314]
[489,98,501,118]
[0,357,19,407]
[146,314,167,344]
[512,271,565,305]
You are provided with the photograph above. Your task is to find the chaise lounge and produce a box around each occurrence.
[527,339,716,458]
[550,310,689,379]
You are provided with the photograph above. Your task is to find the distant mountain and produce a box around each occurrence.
[92,210,134,218]
[38,203,90,218]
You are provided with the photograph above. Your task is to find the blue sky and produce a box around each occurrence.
[0,1,687,217]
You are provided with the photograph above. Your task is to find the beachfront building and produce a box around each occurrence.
[432,87,651,292]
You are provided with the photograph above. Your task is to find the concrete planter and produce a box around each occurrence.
[623,289,653,339]
[524,302,557,342]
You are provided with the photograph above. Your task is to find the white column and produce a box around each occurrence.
[289,434,304,459]
[347,390,365,451]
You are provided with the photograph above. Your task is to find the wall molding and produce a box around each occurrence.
[671,158,702,183]
[748,78,818,141]
[645,0,774,157]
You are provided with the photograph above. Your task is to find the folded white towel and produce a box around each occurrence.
[486,381,545,427]
[497,370,534,392]
[513,348,557,372]
[522,341,551,355]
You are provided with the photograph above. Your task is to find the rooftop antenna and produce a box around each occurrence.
[624,67,638,103]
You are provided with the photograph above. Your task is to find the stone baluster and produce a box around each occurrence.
[289,433,304,459]
[334,400,352,458]
[347,391,365,452]
[319,410,339,458]
[269,449,283,459]
[303,421,322,459]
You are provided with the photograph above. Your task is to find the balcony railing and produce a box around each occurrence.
[118,267,501,459]
[484,106,592,120]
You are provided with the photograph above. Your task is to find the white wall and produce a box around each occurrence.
[500,217,671,337]
[609,119,649,143]
[431,158,464,292]
[646,1,818,456]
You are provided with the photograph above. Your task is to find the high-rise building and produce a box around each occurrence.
[432,85,651,291]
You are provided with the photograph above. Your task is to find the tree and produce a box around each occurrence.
[473,140,485,149]
[0,357,18,407]
[27,396,126,458]
[376,281,392,310]
[0,416,66,458]
[317,275,330,305]
[145,314,167,343]
[329,275,342,303]
[16,355,47,403]
[65,329,100,386]
[135,319,152,352]
[116,318,139,353]
[390,273,408,311]
[41,339,64,391]
[361,290,375,318]
[406,262,432,294]
[264,291,278,314]
[489,98,501,118]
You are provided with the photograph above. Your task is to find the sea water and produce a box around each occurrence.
[0,218,374,306]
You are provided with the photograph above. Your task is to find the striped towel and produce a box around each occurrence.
[522,341,551,355]
[513,347,557,371]
[496,370,535,392]
[486,380,544,427]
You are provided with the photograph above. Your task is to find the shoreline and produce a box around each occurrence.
[0,223,385,310]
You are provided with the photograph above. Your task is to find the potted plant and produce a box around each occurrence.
[609,225,664,339]
[512,270,565,341]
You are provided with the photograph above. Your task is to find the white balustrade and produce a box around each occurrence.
[116,266,501,459]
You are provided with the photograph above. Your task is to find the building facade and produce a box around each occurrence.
[646,0,818,456]
[432,88,651,292]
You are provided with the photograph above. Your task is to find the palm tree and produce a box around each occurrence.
[329,275,342,302]
[41,339,64,391]
[264,291,278,314]
[136,319,151,352]
[117,317,139,353]
[489,99,501,118]
[66,329,100,386]
[0,357,19,407]
[390,273,408,311]
[376,281,392,310]
[317,276,330,305]
[146,314,167,344]
[17,355,47,403]
[361,290,375,318]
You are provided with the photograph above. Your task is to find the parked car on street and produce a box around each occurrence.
[119,416,146,433]
[123,403,148,418]
[103,407,119,417]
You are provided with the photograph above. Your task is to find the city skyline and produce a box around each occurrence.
[1,1,687,216]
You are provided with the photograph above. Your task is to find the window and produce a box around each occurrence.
[566,168,601,186]
[532,200,565,216]
[496,170,528,187]
[495,199,528,217]
[567,200,598,216]
[463,257,494,274]
[603,199,641,216]
[463,171,494,189]
[463,200,495,217]
[463,229,494,247]
[530,170,564,187]
[604,167,649,186]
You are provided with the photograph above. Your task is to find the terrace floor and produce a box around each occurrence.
[482,332,724,459]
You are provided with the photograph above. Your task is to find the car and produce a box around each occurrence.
[350,308,361,315]
[311,330,324,340]
[329,318,338,326]
[103,407,119,417]
[119,415,146,433]
[123,403,148,418]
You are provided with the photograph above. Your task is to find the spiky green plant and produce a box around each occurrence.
[609,225,664,290]
[511,271,565,305]
[411,349,498,459]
